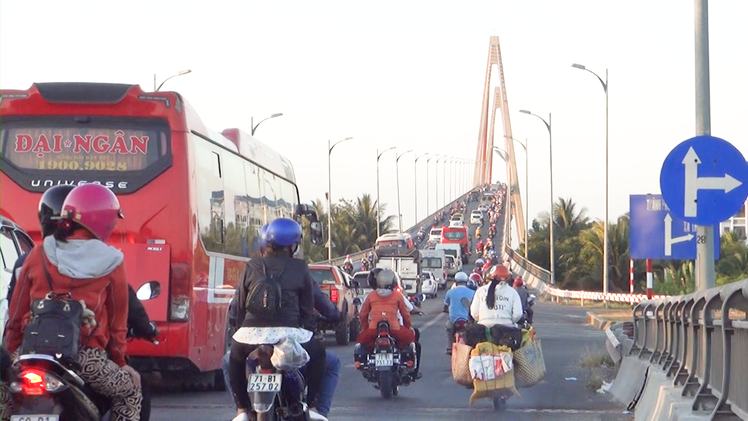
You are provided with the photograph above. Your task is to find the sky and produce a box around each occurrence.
[2,1,747,249]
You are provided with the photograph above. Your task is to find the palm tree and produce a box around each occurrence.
[554,197,590,239]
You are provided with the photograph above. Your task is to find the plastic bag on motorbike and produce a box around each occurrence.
[270,337,310,371]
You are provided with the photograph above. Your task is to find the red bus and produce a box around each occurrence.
[0,82,322,387]
[440,225,469,264]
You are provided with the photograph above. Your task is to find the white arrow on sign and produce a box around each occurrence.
[683,147,743,217]
[664,213,694,256]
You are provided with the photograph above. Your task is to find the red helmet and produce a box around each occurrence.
[487,264,511,282]
[59,184,124,241]
[469,273,482,283]
[513,277,524,287]
[482,260,492,272]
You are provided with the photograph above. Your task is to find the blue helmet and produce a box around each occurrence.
[266,218,302,247]
[257,224,270,248]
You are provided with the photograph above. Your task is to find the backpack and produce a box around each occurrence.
[20,256,84,366]
[245,260,284,318]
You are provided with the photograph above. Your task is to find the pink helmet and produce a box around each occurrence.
[59,184,124,241]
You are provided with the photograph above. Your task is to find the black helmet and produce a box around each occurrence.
[375,269,397,290]
[38,185,76,237]
[367,268,383,289]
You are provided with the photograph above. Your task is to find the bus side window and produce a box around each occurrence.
[222,153,247,256]
[194,136,225,253]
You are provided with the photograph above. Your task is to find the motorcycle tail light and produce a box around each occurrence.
[19,369,45,395]
[330,289,339,303]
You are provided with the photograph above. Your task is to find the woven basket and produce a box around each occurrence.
[513,338,546,388]
[451,342,473,386]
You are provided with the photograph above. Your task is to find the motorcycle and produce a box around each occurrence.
[6,281,161,421]
[233,328,320,421]
[354,321,417,399]
[342,262,353,276]
[519,294,536,329]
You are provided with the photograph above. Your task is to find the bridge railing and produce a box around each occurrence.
[628,279,748,419]
[313,189,475,267]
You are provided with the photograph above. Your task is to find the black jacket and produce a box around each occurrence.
[127,285,156,338]
[229,280,337,329]
[236,254,315,331]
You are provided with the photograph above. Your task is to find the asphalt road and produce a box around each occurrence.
[150,298,632,421]
[150,191,633,420]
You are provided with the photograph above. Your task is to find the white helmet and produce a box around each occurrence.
[454,271,469,284]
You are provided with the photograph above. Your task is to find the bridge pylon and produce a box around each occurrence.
[473,35,526,246]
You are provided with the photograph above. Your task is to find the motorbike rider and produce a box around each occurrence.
[342,254,354,275]
[470,265,523,329]
[513,277,533,325]
[443,272,475,355]
[356,269,415,354]
[4,184,158,420]
[360,268,422,380]
[475,226,482,239]
[229,218,326,421]
[2,184,142,421]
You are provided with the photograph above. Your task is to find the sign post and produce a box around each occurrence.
[694,0,713,291]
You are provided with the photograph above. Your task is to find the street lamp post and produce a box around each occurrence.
[414,153,429,224]
[154,69,192,91]
[572,63,609,299]
[251,113,284,136]
[520,110,554,285]
[502,136,529,259]
[376,147,396,239]
[396,150,414,232]
[426,154,441,216]
[435,155,447,211]
[327,137,354,260]
[442,157,451,208]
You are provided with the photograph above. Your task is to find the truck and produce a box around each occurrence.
[419,249,448,290]
[375,246,421,295]
[435,243,462,278]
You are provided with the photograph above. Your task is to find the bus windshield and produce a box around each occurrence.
[443,230,466,240]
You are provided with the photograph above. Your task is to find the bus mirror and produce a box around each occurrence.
[136,281,162,300]
[309,221,324,245]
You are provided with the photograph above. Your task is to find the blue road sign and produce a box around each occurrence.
[660,135,748,226]
[629,194,720,260]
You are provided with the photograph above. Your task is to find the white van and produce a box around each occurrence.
[435,243,462,278]
[419,249,447,289]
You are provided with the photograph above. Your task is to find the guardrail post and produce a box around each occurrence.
[681,293,708,398]
[630,301,645,355]
[638,302,655,359]
[673,295,696,386]
[664,300,683,376]
[691,290,722,412]
[710,280,747,419]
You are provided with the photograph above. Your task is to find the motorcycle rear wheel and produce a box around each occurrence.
[378,371,394,399]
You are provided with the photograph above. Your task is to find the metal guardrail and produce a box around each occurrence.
[313,190,475,267]
[501,195,665,304]
[629,279,748,419]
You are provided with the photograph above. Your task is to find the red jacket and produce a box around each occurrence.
[5,231,129,367]
[359,290,411,330]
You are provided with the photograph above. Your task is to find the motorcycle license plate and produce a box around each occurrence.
[248,373,282,392]
[12,416,59,421]
[375,353,393,367]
